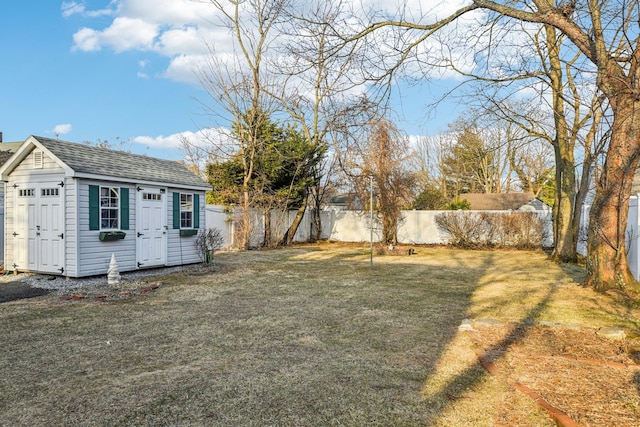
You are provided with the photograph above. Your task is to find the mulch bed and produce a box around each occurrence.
[469,323,640,426]
[0,281,50,303]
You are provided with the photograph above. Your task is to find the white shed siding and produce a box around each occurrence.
[10,148,65,178]
[4,183,15,269]
[166,190,205,266]
[77,181,137,277]
[63,177,78,277]
[0,202,4,264]
[167,230,199,266]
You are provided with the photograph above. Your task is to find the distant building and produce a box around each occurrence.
[459,192,551,212]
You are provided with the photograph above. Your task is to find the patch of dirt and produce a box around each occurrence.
[469,323,640,426]
[0,281,51,303]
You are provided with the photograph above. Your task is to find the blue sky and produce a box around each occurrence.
[0,1,465,161]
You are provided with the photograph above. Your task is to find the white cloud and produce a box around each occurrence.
[73,17,158,53]
[132,134,182,150]
[121,0,216,26]
[65,0,492,86]
[156,26,208,57]
[136,59,150,78]
[62,1,118,18]
[52,123,73,136]
[72,27,101,51]
[161,54,208,85]
[132,128,231,150]
[61,1,85,18]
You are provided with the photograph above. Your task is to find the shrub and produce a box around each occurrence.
[435,211,548,249]
[434,211,486,248]
[195,228,225,264]
[446,197,471,210]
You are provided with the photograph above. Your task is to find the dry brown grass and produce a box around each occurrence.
[0,243,638,426]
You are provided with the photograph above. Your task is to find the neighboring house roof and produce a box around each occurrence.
[0,135,210,190]
[0,150,14,166]
[326,193,364,210]
[460,192,537,210]
[0,141,24,168]
[0,142,24,154]
[327,193,352,206]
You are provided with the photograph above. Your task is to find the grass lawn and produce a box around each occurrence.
[0,244,638,426]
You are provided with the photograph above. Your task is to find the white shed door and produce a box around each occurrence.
[14,183,65,274]
[136,187,167,268]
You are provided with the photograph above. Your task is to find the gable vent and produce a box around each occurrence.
[33,150,44,169]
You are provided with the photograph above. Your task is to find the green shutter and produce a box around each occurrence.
[173,192,180,229]
[120,187,129,230]
[89,185,100,230]
[194,194,200,228]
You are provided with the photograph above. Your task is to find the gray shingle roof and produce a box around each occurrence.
[33,136,209,189]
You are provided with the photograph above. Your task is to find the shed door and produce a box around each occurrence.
[136,187,167,268]
[14,182,65,274]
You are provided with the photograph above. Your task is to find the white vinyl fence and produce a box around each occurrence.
[628,197,639,279]
[206,205,553,249]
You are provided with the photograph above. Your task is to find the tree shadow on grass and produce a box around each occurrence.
[0,246,578,426]
[285,246,562,423]
[419,250,563,423]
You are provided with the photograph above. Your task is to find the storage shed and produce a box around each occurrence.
[0,136,211,277]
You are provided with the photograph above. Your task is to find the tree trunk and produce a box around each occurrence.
[552,143,577,262]
[312,207,322,241]
[572,155,592,255]
[545,22,578,263]
[280,196,308,246]
[310,183,324,241]
[381,211,398,245]
[263,210,271,247]
[585,96,640,293]
[239,190,251,250]
[571,105,601,257]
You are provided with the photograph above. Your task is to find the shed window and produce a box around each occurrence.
[41,188,59,197]
[180,194,193,228]
[143,193,162,201]
[101,187,119,229]
[89,185,129,231]
[172,192,200,230]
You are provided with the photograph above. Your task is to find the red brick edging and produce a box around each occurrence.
[58,282,162,302]
[475,348,581,427]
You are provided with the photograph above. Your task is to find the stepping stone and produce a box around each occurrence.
[458,318,474,332]
[474,318,504,327]
[596,327,626,340]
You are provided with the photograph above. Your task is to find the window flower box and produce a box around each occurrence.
[179,229,198,237]
[99,231,126,241]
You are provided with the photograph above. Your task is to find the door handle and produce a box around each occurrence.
[137,232,144,237]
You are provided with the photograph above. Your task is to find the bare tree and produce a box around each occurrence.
[441,15,601,262]
[199,0,290,249]
[348,1,640,293]
[469,0,639,291]
[339,118,415,245]
[268,0,375,244]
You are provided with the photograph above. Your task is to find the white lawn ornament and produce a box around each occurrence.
[107,253,121,285]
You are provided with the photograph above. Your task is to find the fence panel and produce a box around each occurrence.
[206,205,555,250]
